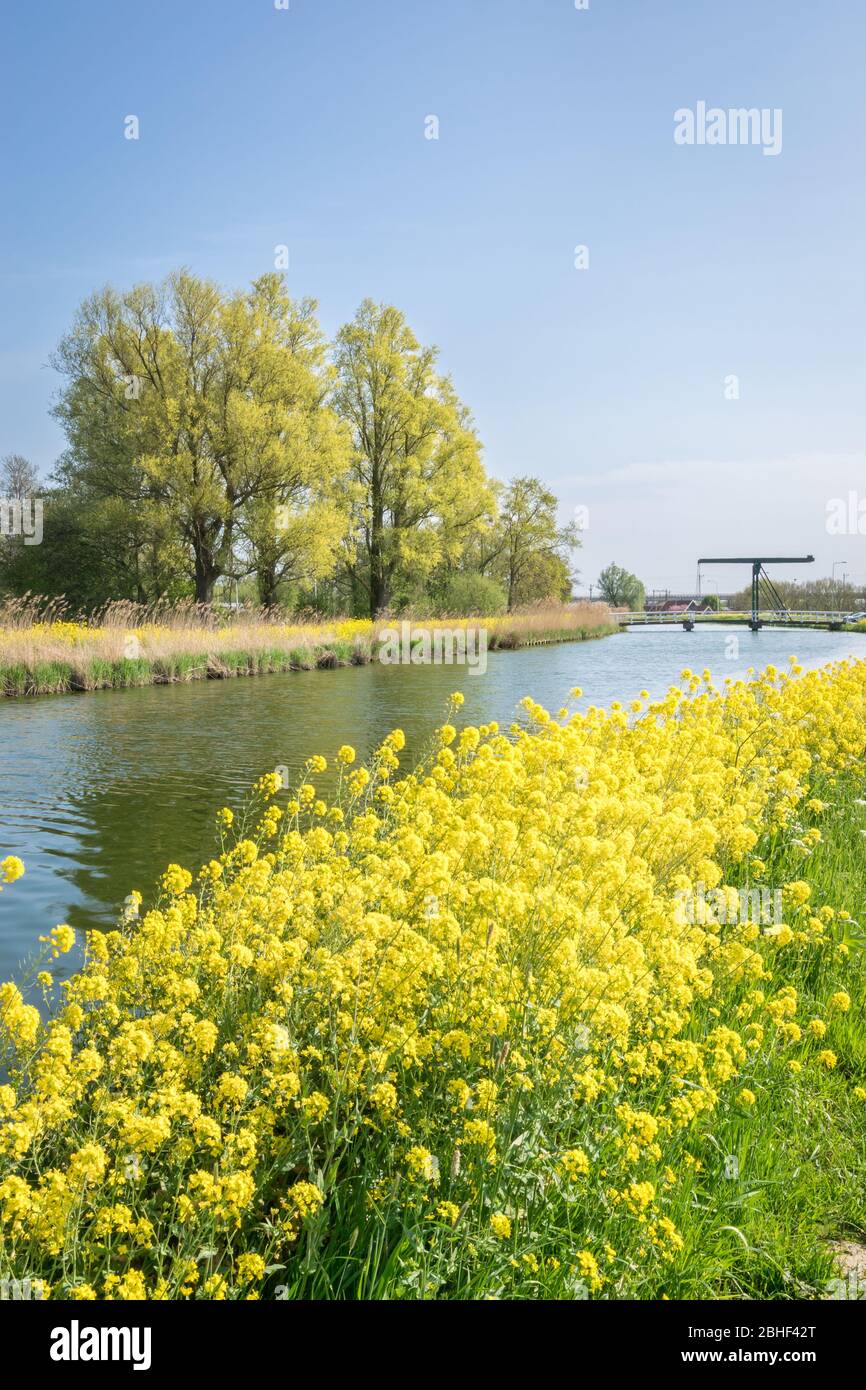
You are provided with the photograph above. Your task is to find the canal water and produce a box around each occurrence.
[1,623,864,984]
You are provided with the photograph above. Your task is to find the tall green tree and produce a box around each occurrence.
[470,476,578,610]
[333,301,495,617]
[509,549,573,607]
[244,494,348,609]
[597,562,645,610]
[52,272,349,603]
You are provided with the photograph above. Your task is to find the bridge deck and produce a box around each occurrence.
[618,611,861,631]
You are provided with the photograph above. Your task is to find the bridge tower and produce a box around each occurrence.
[697,556,815,629]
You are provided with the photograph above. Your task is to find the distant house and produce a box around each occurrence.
[646,591,733,613]
[652,599,714,615]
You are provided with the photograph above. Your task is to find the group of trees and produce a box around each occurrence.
[1,273,578,617]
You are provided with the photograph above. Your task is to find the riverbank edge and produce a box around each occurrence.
[0,621,622,699]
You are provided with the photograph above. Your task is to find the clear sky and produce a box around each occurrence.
[2,0,864,596]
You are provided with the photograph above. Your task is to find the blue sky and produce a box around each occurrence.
[2,0,865,594]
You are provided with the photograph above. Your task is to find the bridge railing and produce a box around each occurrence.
[776,610,860,621]
[618,609,859,623]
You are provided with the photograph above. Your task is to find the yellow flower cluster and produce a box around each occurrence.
[1,856,25,889]
[0,659,864,1298]
[0,621,91,648]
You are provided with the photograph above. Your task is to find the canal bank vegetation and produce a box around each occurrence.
[1,659,865,1299]
[0,596,617,698]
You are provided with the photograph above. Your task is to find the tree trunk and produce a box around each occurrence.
[258,567,278,609]
[369,516,388,617]
[193,548,220,604]
[369,565,388,619]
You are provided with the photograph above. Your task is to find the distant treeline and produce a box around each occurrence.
[728,578,866,612]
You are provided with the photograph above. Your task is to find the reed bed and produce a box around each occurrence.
[0,597,617,698]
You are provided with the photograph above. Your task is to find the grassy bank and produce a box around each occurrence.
[0,599,618,698]
[1,658,865,1300]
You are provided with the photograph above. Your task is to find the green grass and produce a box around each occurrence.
[648,771,866,1299]
[2,662,34,696]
